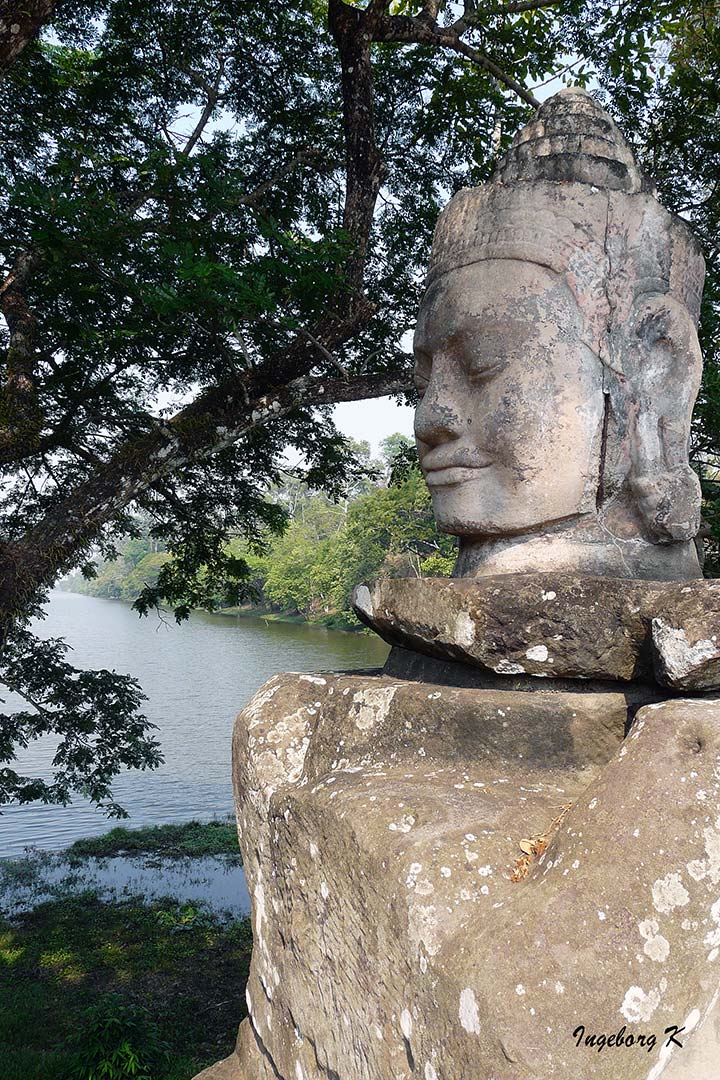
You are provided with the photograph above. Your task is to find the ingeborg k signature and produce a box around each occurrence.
[572,1024,686,1054]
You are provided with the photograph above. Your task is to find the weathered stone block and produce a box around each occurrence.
[353,575,720,691]
[652,592,720,690]
[216,672,720,1079]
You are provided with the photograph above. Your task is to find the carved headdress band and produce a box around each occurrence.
[425,88,704,330]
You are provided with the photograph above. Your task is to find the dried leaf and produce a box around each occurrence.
[511,803,575,882]
[511,855,532,882]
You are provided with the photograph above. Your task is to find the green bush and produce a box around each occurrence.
[65,995,169,1080]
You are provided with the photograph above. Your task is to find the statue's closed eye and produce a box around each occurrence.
[413,351,431,396]
[467,356,507,382]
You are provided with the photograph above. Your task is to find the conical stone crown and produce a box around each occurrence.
[494,86,652,193]
[425,87,704,323]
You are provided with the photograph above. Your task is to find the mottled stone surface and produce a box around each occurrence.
[652,588,720,690]
[353,575,720,691]
[193,1054,244,1080]
[414,88,705,579]
[662,994,720,1079]
[210,674,720,1080]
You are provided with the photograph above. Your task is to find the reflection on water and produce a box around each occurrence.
[1,592,388,856]
[0,851,250,919]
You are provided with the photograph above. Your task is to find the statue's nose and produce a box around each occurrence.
[414,389,463,447]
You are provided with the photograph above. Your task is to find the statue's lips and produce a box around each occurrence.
[424,465,490,487]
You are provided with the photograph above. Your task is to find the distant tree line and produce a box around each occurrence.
[67,436,456,627]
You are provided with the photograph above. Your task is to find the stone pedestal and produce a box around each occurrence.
[201,651,720,1080]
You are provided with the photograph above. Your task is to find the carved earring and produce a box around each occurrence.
[625,295,703,544]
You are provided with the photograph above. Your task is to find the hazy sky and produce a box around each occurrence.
[333,396,415,453]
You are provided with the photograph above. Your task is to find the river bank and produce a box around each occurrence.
[60,585,365,632]
[0,821,250,1080]
[210,600,360,631]
[0,591,385,1077]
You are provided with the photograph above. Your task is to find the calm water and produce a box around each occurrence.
[0,852,251,918]
[1,592,388,857]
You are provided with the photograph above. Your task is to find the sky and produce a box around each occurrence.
[333,396,415,454]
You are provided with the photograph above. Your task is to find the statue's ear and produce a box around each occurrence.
[626,295,703,543]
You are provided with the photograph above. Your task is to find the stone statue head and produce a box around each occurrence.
[414,88,705,580]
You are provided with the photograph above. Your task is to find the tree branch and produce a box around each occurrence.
[451,0,559,32]
[0,367,410,626]
[296,327,350,378]
[362,3,541,107]
[448,35,540,105]
[231,149,328,212]
[0,248,42,453]
[179,55,227,158]
[418,1,442,25]
[329,0,387,294]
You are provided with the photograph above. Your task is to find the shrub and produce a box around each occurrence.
[65,995,169,1080]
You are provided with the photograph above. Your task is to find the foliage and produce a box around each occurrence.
[0,1,719,810]
[248,463,457,624]
[0,894,253,1080]
[0,624,160,814]
[67,819,241,863]
[75,437,457,625]
[65,995,169,1080]
[73,552,171,601]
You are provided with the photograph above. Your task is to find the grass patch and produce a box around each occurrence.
[67,819,241,863]
[0,893,251,1080]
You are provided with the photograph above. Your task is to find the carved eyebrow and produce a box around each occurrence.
[414,312,525,360]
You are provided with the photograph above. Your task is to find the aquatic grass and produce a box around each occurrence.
[66,819,241,863]
[0,850,52,890]
[0,850,249,920]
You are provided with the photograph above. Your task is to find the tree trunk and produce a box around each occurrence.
[0,0,56,73]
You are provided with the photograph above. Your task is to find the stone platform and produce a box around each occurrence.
[200,668,720,1080]
[194,81,720,1080]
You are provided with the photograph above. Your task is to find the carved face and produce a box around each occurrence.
[414,261,606,536]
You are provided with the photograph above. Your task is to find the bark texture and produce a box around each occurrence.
[0,0,55,73]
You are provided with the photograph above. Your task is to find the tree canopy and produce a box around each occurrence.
[0,0,718,812]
